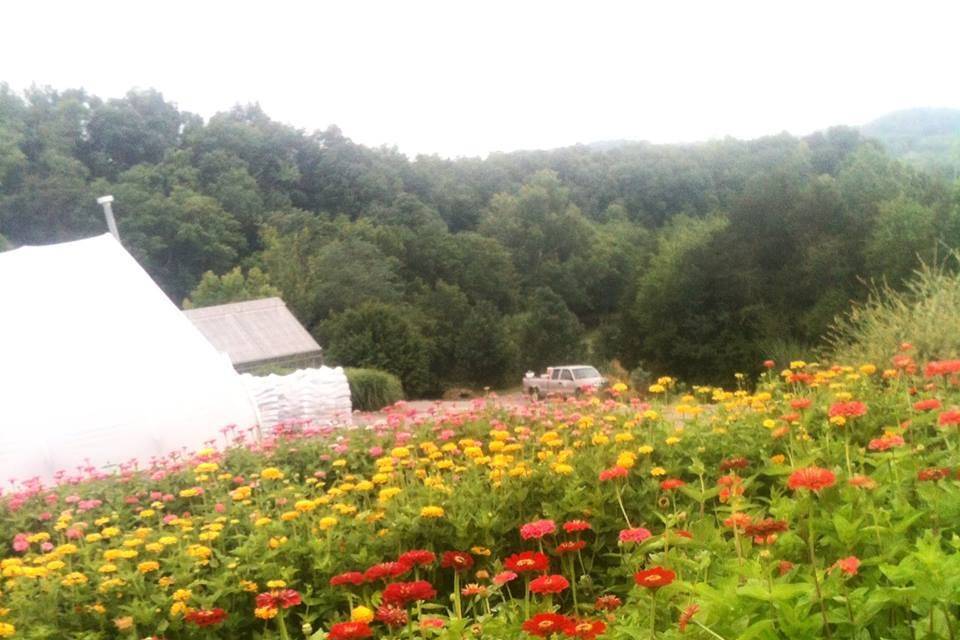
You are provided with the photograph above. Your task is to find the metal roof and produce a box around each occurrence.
[183,297,321,366]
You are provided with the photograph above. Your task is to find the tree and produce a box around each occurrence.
[182,266,280,308]
[453,300,516,387]
[321,302,433,397]
[514,287,584,372]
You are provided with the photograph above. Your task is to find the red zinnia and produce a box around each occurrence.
[529,574,570,594]
[938,410,960,426]
[913,398,942,412]
[364,561,411,582]
[918,467,952,481]
[633,566,675,590]
[599,466,629,482]
[868,434,905,451]
[925,360,960,378]
[828,401,867,418]
[563,519,592,533]
[398,549,436,567]
[255,588,302,610]
[505,551,550,573]
[184,608,227,627]
[659,478,686,491]
[563,618,607,639]
[556,540,587,554]
[375,605,408,627]
[594,594,622,611]
[382,580,437,606]
[678,603,700,632]
[787,467,836,492]
[830,556,860,576]
[440,551,474,571]
[790,398,812,410]
[328,621,374,640]
[719,457,749,471]
[330,571,365,587]
[522,613,574,637]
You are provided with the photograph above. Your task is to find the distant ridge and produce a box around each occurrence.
[860,107,960,175]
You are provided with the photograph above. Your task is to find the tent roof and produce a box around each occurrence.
[183,297,321,366]
[0,234,259,482]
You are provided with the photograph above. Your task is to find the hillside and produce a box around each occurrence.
[3,86,960,394]
[861,107,960,176]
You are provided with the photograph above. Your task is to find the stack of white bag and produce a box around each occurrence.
[241,366,353,428]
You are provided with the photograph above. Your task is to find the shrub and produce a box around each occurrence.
[826,254,960,365]
[345,367,404,411]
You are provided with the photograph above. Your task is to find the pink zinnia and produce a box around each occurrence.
[618,527,652,543]
[493,571,518,585]
[520,519,557,540]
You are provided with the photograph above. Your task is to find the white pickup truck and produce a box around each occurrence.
[522,365,606,399]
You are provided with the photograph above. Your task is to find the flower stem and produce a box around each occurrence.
[615,483,633,528]
[807,499,831,639]
[650,591,657,640]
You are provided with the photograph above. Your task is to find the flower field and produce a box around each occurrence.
[5,351,960,640]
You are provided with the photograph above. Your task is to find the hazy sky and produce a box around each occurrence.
[4,0,959,158]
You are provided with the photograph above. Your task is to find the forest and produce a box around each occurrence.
[2,86,959,395]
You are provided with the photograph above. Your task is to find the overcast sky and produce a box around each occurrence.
[3,0,958,158]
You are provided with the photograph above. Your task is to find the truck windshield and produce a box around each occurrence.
[572,367,601,380]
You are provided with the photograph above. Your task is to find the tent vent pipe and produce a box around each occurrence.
[97,195,120,241]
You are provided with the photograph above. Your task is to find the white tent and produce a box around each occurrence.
[0,234,260,483]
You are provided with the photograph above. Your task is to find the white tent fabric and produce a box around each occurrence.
[241,367,352,428]
[0,234,260,483]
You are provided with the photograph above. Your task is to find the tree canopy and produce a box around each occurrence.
[2,85,959,393]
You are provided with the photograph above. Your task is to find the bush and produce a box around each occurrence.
[825,254,960,365]
[345,367,404,411]
[321,302,434,397]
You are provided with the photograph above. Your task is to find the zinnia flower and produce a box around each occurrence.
[529,574,570,594]
[330,571,365,587]
[563,618,607,639]
[375,605,408,627]
[633,566,675,590]
[830,556,860,576]
[678,603,700,632]
[562,519,592,533]
[520,519,557,540]
[659,478,686,491]
[505,551,550,573]
[787,467,836,492]
[913,398,942,412]
[184,608,227,627]
[938,410,960,427]
[599,466,629,482]
[328,621,374,640]
[522,613,574,637]
[381,580,437,606]
[556,540,587,554]
[398,549,436,567]
[593,594,622,611]
[440,551,474,571]
[618,527,652,543]
[828,401,867,418]
[493,570,518,585]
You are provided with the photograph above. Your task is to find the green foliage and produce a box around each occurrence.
[826,252,960,365]
[513,287,585,371]
[321,302,433,396]
[344,367,404,410]
[182,265,280,308]
[3,85,960,389]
